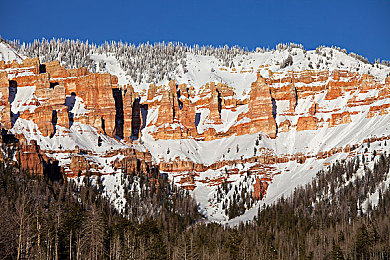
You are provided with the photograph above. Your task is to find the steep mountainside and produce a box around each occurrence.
[1,39,390,223]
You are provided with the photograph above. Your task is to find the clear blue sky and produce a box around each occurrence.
[1,0,389,61]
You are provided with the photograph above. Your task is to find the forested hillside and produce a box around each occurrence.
[1,135,389,259]
[2,37,390,223]
[0,135,199,259]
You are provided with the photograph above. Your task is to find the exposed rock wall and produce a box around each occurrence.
[247,73,277,138]
[2,56,390,198]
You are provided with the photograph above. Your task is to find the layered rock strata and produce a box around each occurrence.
[1,56,390,203]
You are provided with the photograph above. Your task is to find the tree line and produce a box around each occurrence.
[1,137,390,259]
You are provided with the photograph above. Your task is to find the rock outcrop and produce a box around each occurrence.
[208,83,222,124]
[2,53,390,209]
[247,73,277,138]
[296,116,318,131]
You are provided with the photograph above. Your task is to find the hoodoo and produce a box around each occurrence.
[1,40,390,223]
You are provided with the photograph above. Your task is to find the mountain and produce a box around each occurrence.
[1,38,390,225]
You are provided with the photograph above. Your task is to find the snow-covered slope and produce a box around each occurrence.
[89,46,390,99]
[89,44,390,223]
[0,42,25,62]
[2,40,390,225]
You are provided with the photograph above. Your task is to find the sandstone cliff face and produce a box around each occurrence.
[156,88,175,126]
[14,136,51,176]
[329,112,352,127]
[296,116,318,131]
[179,98,196,133]
[122,84,135,140]
[45,60,70,78]
[19,84,68,137]
[208,83,222,124]
[247,73,277,138]
[0,58,154,177]
[0,71,11,128]
[140,68,390,197]
[2,53,390,213]
[5,63,120,138]
[252,177,269,199]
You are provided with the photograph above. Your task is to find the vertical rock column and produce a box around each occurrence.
[289,81,298,112]
[179,98,196,137]
[169,80,180,122]
[248,73,277,138]
[0,72,11,128]
[209,83,222,124]
[155,81,179,127]
[76,73,117,137]
[123,85,135,140]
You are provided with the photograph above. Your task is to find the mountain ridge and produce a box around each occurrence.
[1,39,390,224]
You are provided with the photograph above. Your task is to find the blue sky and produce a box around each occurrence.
[1,0,389,61]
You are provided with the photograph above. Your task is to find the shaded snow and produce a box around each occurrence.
[2,42,390,224]
[10,86,37,114]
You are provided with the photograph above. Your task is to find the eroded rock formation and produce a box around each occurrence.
[1,55,390,203]
[247,73,277,138]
